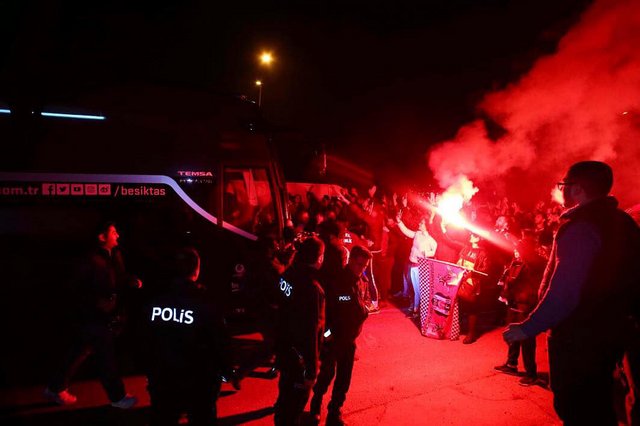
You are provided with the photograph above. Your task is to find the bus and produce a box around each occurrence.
[0,86,288,384]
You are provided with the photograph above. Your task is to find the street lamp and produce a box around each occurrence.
[255,80,263,107]
[259,51,273,66]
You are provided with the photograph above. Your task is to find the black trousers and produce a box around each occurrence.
[274,355,311,426]
[49,322,125,402]
[147,374,220,426]
[548,332,623,426]
[505,309,537,376]
[311,339,357,414]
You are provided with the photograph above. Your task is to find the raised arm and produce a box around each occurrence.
[396,218,416,239]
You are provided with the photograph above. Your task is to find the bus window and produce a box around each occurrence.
[223,167,275,236]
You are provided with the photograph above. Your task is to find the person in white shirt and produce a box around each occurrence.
[396,215,438,318]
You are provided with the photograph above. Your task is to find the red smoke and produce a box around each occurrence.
[428,0,640,209]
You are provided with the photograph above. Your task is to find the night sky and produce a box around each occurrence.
[1,0,593,186]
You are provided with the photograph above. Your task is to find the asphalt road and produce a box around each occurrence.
[2,301,564,425]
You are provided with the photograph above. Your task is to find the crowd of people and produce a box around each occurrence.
[276,161,639,425]
[41,161,639,426]
[283,178,565,341]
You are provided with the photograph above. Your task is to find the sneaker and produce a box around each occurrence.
[265,366,278,379]
[494,364,519,375]
[221,371,242,390]
[519,375,538,387]
[44,387,77,405]
[326,411,346,426]
[110,394,138,409]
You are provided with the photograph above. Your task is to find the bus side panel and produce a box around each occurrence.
[0,180,257,386]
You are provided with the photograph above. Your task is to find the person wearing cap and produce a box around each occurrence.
[504,161,640,425]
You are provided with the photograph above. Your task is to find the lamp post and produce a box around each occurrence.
[255,51,273,108]
[255,80,263,107]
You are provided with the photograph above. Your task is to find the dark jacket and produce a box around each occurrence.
[142,278,232,381]
[458,242,503,298]
[76,246,138,324]
[522,197,640,339]
[275,263,325,379]
[554,197,640,337]
[318,240,348,293]
[432,218,465,263]
[325,266,369,344]
[500,243,546,312]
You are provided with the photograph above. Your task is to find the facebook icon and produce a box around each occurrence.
[42,183,56,195]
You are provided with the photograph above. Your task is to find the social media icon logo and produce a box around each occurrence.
[98,184,111,196]
[85,184,97,195]
[42,183,56,195]
[56,184,70,195]
[71,184,83,195]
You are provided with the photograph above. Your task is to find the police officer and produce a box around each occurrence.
[310,245,372,426]
[274,236,325,426]
[143,247,236,426]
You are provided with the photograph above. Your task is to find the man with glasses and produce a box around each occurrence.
[504,161,640,425]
